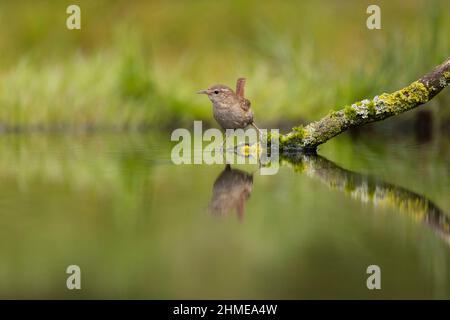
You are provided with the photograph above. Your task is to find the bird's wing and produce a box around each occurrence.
[239,97,251,111]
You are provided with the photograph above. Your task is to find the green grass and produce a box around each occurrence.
[0,0,448,130]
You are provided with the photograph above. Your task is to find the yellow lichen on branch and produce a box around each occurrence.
[278,58,450,152]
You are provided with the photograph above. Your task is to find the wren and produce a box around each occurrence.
[197,78,260,134]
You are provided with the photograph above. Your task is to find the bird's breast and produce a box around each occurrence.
[212,102,253,129]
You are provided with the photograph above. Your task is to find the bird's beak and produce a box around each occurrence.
[197,89,208,94]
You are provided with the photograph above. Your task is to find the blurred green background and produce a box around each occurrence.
[0,0,448,130]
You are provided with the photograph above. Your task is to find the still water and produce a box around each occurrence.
[0,130,449,299]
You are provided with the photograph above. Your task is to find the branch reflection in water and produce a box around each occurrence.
[208,154,450,246]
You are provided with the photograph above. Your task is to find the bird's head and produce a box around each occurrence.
[197,85,236,105]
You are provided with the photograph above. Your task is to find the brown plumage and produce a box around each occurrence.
[197,78,259,132]
[235,77,245,97]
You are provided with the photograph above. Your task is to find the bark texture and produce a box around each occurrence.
[279,58,450,152]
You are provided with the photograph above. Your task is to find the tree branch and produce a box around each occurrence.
[279,58,450,152]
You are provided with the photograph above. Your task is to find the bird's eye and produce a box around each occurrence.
[214,90,219,94]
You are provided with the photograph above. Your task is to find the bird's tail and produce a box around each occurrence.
[236,78,246,98]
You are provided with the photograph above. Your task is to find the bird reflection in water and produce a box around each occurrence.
[209,164,253,221]
[207,153,450,246]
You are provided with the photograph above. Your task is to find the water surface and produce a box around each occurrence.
[0,131,449,299]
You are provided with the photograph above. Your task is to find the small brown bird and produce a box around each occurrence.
[197,78,260,134]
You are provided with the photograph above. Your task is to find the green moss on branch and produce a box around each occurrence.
[279,58,450,152]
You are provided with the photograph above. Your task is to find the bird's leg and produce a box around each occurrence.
[249,122,263,169]
[222,130,231,151]
[222,133,227,151]
[251,122,262,141]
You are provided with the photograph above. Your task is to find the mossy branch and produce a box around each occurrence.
[279,58,450,152]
